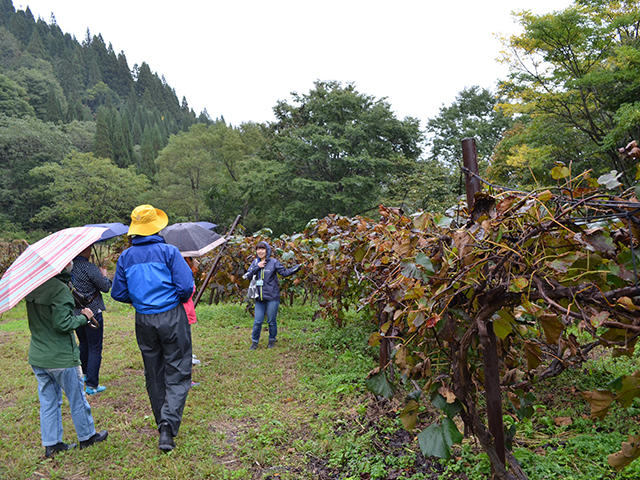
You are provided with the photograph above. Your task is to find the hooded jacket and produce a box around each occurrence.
[25,271,87,368]
[244,241,299,301]
[111,234,194,314]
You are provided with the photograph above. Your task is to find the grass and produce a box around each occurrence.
[0,298,396,480]
[2,298,640,479]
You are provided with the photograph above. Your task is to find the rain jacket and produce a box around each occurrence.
[111,235,194,314]
[244,241,299,301]
[25,271,87,369]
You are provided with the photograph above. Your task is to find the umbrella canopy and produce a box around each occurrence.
[194,221,217,231]
[159,222,226,257]
[83,222,128,241]
[0,226,107,314]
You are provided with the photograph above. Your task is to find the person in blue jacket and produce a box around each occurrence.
[111,204,194,452]
[242,241,300,350]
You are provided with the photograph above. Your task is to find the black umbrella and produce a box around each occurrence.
[194,221,217,231]
[159,222,226,257]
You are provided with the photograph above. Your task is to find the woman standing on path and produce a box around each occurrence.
[243,241,300,350]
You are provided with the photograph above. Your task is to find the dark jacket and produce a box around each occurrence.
[71,255,112,313]
[111,235,194,314]
[244,242,299,301]
[25,272,87,368]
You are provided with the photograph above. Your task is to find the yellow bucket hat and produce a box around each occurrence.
[128,204,169,236]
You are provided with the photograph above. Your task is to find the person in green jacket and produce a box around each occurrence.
[26,262,108,458]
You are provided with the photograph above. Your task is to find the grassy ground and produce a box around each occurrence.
[0,299,445,480]
[1,298,639,479]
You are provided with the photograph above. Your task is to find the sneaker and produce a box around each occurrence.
[267,340,276,348]
[249,342,258,350]
[45,441,76,458]
[192,354,201,365]
[191,381,200,387]
[158,423,175,452]
[79,430,108,449]
[86,385,107,395]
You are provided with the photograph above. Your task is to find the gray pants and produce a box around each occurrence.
[135,304,192,437]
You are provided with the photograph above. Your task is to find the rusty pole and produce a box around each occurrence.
[193,214,241,307]
[462,137,481,211]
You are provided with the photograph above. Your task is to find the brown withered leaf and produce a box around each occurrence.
[368,332,382,347]
[608,435,640,471]
[539,314,564,345]
[470,193,496,223]
[554,417,572,427]
[399,400,420,431]
[496,195,520,215]
[524,341,542,370]
[581,390,615,419]
[452,229,473,263]
[438,385,456,403]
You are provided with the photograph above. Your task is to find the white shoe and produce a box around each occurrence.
[192,354,201,365]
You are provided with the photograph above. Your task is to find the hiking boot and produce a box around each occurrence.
[249,342,258,350]
[79,430,108,449]
[45,441,76,458]
[158,423,175,452]
[267,340,276,348]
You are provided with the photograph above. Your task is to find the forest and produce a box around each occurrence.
[2,1,640,479]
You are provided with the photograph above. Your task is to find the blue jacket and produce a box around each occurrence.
[245,242,299,301]
[111,235,194,314]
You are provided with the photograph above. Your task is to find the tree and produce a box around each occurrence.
[30,152,151,229]
[7,62,67,122]
[155,121,263,223]
[0,73,35,117]
[0,114,71,228]
[497,0,640,186]
[262,80,423,233]
[426,86,512,169]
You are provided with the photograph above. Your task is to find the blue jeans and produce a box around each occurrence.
[31,365,96,446]
[251,299,279,344]
[75,311,104,388]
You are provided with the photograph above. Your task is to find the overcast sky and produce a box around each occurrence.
[21,0,572,128]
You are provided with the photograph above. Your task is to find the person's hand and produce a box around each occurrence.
[82,308,99,328]
[258,260,266,268]
[99,267,108,277]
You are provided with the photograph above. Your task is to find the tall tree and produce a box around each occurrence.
[426,86,512,169]
[262,80,422,233]
[30,151,151,229]
[497,0,640,185]
[0,115,71,228]
[0,73,35,117]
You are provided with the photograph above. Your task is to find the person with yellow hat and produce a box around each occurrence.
[111,204,194,452]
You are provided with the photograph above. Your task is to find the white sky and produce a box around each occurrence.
[20,0,573,128]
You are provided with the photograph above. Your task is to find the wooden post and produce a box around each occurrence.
[462,137,505,473]
[462,137,481,211]
[193,214,241,307]
[481,321,506,469]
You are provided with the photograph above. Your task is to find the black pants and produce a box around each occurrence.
[135,304,192,437]
[76,311,104,388]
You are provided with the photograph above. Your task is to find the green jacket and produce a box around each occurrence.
[25,272,88,369]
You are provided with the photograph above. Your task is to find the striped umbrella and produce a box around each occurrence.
[0,226,107,314]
